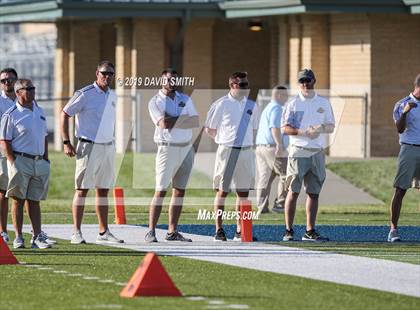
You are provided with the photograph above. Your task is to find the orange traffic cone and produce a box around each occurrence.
[120,252,182,297]
[0,237,19,265]
[240,200,253,242]
[113,187,126,225]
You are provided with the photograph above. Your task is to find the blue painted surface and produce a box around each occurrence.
[145,224,420,242]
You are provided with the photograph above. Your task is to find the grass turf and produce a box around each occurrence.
[1,232,419,310]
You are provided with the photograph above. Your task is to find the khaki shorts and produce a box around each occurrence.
[6,155,50,201]
[213,145,255,192]
[393,144,420,190]
[75,141,115,189]
[0,156,8,191]
[286,146,326,195]
[155,145,194,191]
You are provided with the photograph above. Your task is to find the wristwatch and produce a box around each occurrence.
[63,140,71,145]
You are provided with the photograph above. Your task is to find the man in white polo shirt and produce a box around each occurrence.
[0,68,18,243]
[281,69,335,242]
[145,68,199,243]
[0,79,51,249]
[61,60,123,245]
[205,72,259,241]
[388,73,420,242]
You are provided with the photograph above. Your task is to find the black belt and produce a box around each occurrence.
[78,138,113,145]
[13,152,44,160]
[157,142,191,147]
[402,142,420,147]
[228,146,252,150]
[256,144,275,147]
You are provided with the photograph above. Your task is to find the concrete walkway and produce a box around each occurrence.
[23,224,420,298]
[193,152,383,206]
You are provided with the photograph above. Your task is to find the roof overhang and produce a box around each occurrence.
[403,0,420,13]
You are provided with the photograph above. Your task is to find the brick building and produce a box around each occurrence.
[0,0,419,157]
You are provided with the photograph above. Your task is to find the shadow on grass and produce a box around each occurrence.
[13,250,147,257]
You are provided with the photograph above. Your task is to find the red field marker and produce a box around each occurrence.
[0,238,19,265]
[240,200,253,242]
[113,187,127,225]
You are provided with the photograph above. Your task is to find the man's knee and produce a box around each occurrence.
[307,193,319,200]
[75,189,89,198]
[394,187,406,198]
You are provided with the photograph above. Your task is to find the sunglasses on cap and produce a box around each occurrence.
[99,71,115,76]
[0,78,16,84]
[299,78,313,84]
[18,86,36,92]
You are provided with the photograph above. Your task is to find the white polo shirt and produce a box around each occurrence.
[0,101,48,156]
[148,90,198,144]
[63,82,116,143]
[205,93,259,147]
[281,92,335,149]
[0,90,15,117]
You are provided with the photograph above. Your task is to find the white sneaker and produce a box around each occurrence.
[0,231,9,243]
[387,229,401,242]
[13,236,25,249]
[96,229,124,244]
[31,234,52,249]
[71,230,86,244]
[31,231,57,245]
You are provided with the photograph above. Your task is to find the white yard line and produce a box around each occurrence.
[18,224,420,298]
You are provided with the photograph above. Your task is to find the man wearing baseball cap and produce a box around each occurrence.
[281,69,335,241]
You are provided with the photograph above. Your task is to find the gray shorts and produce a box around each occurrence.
[393,144,420,190]
[155,145,194,191]
[286,146,326,195]
[6,155,50,201]
[0,156,8,191]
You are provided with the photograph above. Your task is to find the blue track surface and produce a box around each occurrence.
[152,224,420,242]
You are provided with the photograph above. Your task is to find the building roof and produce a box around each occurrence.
[0,0,417,23]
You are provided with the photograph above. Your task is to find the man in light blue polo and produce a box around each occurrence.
[256,86,289,214]
[388,73,420,242]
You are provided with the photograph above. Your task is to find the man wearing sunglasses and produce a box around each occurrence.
[0,68,18,243]
[61,60,123,245]
[0,79,51,249]
[281,69,335,242]
[205,72,259,241]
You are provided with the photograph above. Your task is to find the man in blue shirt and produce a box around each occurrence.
[389,73,420,242]
[255,86,289,214]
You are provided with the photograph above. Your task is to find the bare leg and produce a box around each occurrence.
[149,191,166,230]
[306,193,319,231]
[96,188,109,233]
[168,188,185,233]
[235,191,249,233]
[72,189,89,232]
[11,197,24,237]
[0,190,8,234]
[284,191,299,230]
[390,187,406,230]
[27,200,41,236]
[214,190,228,231]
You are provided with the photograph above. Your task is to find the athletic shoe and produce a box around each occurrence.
[257,206,270,214]
[31,234,52,249]
[213,228,227,241]
[165,231,192,242]
[233,231,241,241]
[13,236,25,249]
[144,230,158,243]
[302,229,329,242]
[70,230,86,244]
[96,229,124,244]
[0,231,9,243]
[387,229,401,243]
[30,231,56,245]
[282,229,294,241]
[271,206,285,213]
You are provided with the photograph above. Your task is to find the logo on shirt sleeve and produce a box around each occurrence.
[40,116,46,121]
[246,109,252,115]
[317,107,325,113]
[179,102,186,107]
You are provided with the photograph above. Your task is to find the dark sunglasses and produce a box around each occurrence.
[0,78,16,84]
[18,86,36,92]
[99,71,115,76]
[233,81,249,89]
[299,78,313,84]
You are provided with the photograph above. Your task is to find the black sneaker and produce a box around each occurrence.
[214,228,227,242]
[282,229,294,241]
[233,231,241,241]
[302,229,329,242]
[165,231,192,242]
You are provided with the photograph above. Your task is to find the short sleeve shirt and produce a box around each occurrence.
[63,82,117,143]
[0,91,15,117]
[205,93,259,147]
[281,92,335,149]
[256,100,289,147]
[148,90,198,143]
[0,101,48,156]
[393,93,420,145]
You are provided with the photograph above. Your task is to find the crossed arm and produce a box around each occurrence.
[158,114,199,130]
